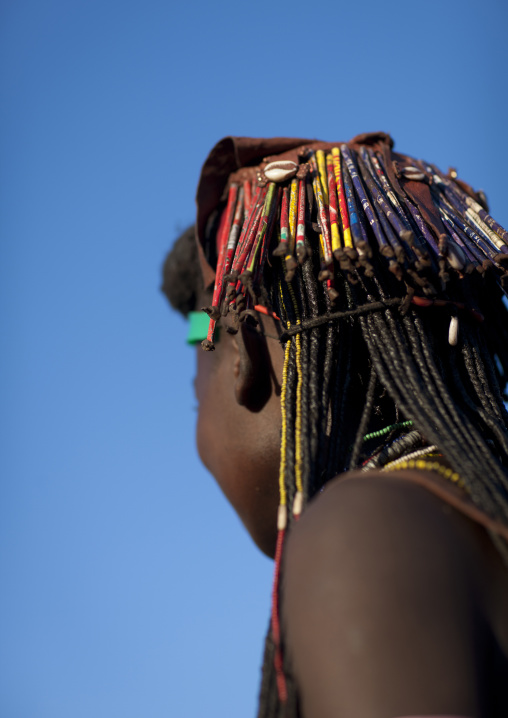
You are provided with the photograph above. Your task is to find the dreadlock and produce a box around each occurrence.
[167,136,508,718]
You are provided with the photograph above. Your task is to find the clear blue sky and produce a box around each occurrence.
[1,1,507,716]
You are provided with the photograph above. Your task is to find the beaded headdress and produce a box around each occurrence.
[196,132,507,351]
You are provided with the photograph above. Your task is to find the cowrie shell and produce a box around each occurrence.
[401,166,426,181]
[263,160,298,183]
[447,241,467,271]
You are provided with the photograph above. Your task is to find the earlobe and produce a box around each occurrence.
[233,323,273,412]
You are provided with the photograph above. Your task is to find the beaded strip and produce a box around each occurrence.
[361,430,424,472]
[285,279,304,517]
[270,277,303,705]
[383,457,464,489]
[382,445,439,470]
[201,144,508,352]
[362,420,414,443]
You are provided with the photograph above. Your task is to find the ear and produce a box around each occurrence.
[233,322,273,412]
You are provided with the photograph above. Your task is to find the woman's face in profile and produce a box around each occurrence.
[193,321,282,557]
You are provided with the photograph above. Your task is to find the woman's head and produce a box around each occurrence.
[164,132,508,544]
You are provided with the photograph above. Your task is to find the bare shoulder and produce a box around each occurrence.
[288,471,504,564]
[282,471,508,718]
[284,469,506,614]
[285,470,479,573]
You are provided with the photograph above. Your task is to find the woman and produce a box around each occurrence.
[162,132,508,717]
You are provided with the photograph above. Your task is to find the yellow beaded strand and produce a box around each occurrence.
[277,337,290,529]
[383,458,464,488]
[286,280,303,514]
[277,274,305,525]
[288,178,298,257]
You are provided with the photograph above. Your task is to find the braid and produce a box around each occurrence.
[319,322,337,478]
[349,364,377,469]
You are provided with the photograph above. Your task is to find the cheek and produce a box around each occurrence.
[194,345,212,407]
[196,391,280,557]
[193,345,281,556]
[194,347,232,480]
[194,351,214,470]
[195,378,240,492]
[195,396,225,477]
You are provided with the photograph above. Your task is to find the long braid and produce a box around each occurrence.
[327,327,353,481]
[447,343,508,469]
[316,287,338,478]
[462,331,508,424]
[411,315,508,502]
[349,364,377,469]
[319,322,338,479]
[474,329,508,423]
[361,310,508,521]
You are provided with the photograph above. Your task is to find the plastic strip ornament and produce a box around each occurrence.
[200,144,508,351]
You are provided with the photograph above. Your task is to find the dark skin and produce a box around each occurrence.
[195,313,283,556]
[194,310,508,718]
[284,475,508,718]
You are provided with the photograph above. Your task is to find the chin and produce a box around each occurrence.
[244,518,278,559]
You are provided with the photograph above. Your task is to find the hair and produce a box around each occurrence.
[161,225,207,316]
[163,142,508,718]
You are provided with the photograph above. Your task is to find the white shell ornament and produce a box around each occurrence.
[448,315,459,346]
[446,241,467,271]
[401,166,426,182]
[263,160,298,183]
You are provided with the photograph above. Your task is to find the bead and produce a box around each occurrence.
[449,316,459,346]
[277,504,288,530]
[292,491,303,517]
